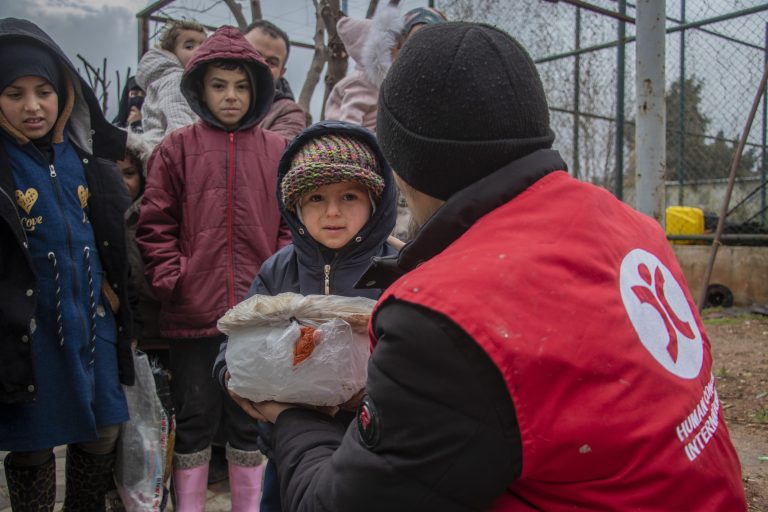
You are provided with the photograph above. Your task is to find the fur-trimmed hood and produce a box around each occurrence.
[361,4,403,87]
[336,4,403,88]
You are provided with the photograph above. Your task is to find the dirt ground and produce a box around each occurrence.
[704,307,768,511]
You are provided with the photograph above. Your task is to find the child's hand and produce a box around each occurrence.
[127,106,142,125]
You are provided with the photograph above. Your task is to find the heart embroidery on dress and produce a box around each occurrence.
[77,185,89,209]
[15,188,38,214]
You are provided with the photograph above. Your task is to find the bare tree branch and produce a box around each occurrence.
[77,54,111,114]
[320,0,346,118]
[299,0,327,123]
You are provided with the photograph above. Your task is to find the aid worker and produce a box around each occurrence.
[249,22,747,511]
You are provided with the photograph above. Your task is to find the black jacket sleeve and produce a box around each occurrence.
[272,298,522,512]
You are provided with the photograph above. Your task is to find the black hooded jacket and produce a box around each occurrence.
[0,17,134,404]
[111,75,144,132]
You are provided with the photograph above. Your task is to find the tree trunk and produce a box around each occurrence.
[222,0,248,30]
[250,0,262,22]
[366,0,380,18]
[320,0,347,120]
[299,0,328,124]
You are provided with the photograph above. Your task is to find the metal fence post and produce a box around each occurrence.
[635,0,667,223]
[762,22,767,225]
[677,0,686,206]
[615,0,627,199]
[573,7,582,180]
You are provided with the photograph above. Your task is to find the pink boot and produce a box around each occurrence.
[172,464,209,512]
[228,461,265,511]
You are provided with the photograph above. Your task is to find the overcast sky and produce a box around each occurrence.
[0,0,428,120]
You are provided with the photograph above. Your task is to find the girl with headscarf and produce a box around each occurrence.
[0,17,136,510]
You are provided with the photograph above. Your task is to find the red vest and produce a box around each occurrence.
[374,172,746,511]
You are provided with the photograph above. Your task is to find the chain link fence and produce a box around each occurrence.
[436,0,768,240]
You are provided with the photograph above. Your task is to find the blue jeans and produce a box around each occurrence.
[260,458,282,511]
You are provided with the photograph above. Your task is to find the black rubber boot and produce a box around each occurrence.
[3,452,56,512]
[62,445,115,511]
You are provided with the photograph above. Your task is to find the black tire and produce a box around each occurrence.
[704,284,734,308]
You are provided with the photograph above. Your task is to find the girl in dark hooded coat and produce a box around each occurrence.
[0,17,135,511]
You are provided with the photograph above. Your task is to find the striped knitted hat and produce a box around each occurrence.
[282,134,385,211]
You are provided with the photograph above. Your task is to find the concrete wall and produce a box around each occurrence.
[672,245,768,306]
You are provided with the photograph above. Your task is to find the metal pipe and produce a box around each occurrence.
[763,22,768,225]
[635,0,666,221]
[536,3,768,65]
[573,7,582,179]
[668,234,768,242]
[615,0,626,199]
[617,0,764,50]
[696,62,768,311]
[677,0,686,206]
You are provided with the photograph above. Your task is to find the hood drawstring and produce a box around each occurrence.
[46,248,98,362]
[47,251,65,347]
[83,246,96,366]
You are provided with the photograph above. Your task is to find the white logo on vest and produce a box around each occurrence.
[620,248,703,379]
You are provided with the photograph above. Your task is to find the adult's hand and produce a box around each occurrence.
[252,401,298,423]
[253,401,340,423]
[339,388,366,412]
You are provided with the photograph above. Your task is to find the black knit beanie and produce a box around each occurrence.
[0,40,62,95]
[377,22,555,200]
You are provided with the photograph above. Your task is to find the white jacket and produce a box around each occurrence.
[135,48,197,149]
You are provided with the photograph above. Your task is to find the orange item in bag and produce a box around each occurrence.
[293,326,318,366]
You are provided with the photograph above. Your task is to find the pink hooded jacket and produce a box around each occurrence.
[323,6,402,132]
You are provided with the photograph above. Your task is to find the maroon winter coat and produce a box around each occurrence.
[137,26,291,339]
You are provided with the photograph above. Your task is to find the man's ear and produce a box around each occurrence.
[280,66,287,78]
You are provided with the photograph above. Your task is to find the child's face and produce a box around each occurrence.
[173,29,206,67]
[202,66,251,130]
[0,76,58,140]
[117,156,142,201]
[298,181,372,250]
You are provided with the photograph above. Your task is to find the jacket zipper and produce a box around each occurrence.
[49,164,89,343]
[227,132,236,307]
[324,264,331,295]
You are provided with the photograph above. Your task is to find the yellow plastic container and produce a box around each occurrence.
[666,206,704,244]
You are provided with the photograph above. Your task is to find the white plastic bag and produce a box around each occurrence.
[115,351,171,511]
[218,293,375,406]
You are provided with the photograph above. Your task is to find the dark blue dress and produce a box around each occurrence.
[0,132,128,451]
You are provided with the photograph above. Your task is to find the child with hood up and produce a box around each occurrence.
[112,76,145,133]
[213,119,398,511]
[0,17,136,510]
[322,4,401,133]
[323,5,447,134]
[136,25,291,510]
